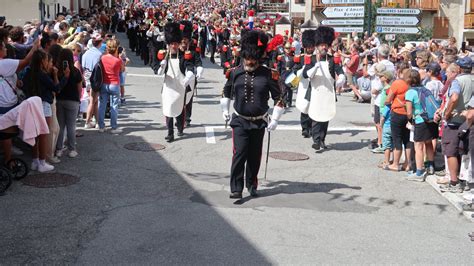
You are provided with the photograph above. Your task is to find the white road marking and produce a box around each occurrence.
[205,127,216,144]
[127,73,161,78]
[202,125,374,144]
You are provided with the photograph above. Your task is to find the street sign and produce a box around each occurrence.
[321,19,364,26]
[333,27,364,33]
[375,26,420,34]
[321,0,364,4]
[376,8,421,15]
[322,6,365,18]
[376,16,420,26]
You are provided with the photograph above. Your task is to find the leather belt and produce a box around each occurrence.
[234,111,268,121]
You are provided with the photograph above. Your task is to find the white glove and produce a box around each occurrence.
[157,60,167,75]
[223,112,230,122]
[267,120,278,131]
[305,62,320,79]
[183,71,195,87]
[220,98,231,122]
[196,66,203,79]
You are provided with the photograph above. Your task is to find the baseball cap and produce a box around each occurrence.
[374,63,387,76]
[456,56,473,69]
[426,62,441,74]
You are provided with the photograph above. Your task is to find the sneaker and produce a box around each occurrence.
[371,146,385,154]
[84,122,95,129]
[406,171,426,182]
[48,156,61,164]
[68,150,78,158]
[110,128,122,134]
[95,124,100,129]
[465,183,472,192]
[435,169,446,177]
[11,146,23,155]
[38,162,54,173]
[462,203,474,212]
[440,183,463,193]
[463,192,474,203]
[31,161,38,171]
[98,128,106,133]
[55,149,64,158]
[427,165,435,176]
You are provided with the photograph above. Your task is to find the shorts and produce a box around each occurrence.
[382,125,393,150]
[442,125,461,157]
[42,101,52,117]
[390,111,410,150]
[360,91,371,101]
[414,122,438,142]
[346,72,356,86]
[120,72,126,85]
[373,105,380,124]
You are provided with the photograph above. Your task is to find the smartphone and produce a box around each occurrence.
[461,41,466,53]
[75,26,82,34]
[62,60,68,70]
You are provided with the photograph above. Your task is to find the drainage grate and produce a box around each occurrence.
[124,142,165,152]
[22,173,80,188]
[269,152,309,161]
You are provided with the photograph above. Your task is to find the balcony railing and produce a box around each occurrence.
[465,13,474,29]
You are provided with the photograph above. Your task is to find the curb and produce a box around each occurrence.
[425,175,474,222]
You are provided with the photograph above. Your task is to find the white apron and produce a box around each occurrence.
[295,69,310,114]
[162,58,186,118]
[308,61,336,122]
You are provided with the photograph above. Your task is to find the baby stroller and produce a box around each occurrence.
[0,127,29,195]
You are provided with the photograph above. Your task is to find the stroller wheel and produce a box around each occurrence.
[0,167,12,195]
[7,159,29,180]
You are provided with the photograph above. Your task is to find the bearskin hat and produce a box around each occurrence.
[302,29,316,48]
[240,30,269,60]
[180,20,193,40]
[315,26,335,46]
[164,22,183,44]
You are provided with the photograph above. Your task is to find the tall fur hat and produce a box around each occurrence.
[240,30,268,60]
[302,29,316,48]
[180,20,193,40]
[164,22,183,44]
[315,26,335,46]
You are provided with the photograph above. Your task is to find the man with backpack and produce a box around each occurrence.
[82,32,103,129]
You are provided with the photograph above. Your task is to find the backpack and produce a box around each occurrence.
[417,86,440,122]
[90,57,104,92]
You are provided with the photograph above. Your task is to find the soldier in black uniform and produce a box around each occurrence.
[156,22,195,142]
[301,26,344,151]
[220,30,285,199]
[277,42,295,108]
[180,20,204,127]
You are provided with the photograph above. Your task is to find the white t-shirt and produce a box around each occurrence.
[368,59,395,106]
[0,59,19,108]
[425,79,443,102]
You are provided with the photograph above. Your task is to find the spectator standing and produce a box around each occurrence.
[55,48,82,158]
[82,33,103,129]
[98,39,122,134]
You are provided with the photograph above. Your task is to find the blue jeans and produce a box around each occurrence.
[99,84,120,129]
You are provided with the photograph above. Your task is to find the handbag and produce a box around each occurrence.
[0,75,26,103]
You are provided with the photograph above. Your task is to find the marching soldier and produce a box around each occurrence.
[277,42,296,108]
[220,30,285,199]
[300,26,345,151]
[156,22,195,142]
[180,20,203,127]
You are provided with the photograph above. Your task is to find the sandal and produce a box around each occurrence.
[383,165,401,172]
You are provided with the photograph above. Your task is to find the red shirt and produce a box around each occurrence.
[346,52,359,74]
[101,54,122,85]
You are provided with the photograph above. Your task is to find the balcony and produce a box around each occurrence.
[313,0,439,12]
[259,3,289,13]
[465,13,474,29]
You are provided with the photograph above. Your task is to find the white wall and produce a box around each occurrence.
[0,0,40,26]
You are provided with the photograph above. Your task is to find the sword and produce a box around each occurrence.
[225,119,228,129]
[264,130,271,181]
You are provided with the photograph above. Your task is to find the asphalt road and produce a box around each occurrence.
[0,33,472,264]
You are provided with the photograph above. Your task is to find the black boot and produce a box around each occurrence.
[302,130,310,138]
[165,134,174,142]
[248,186,258,197]
[229,192,242,199]
[312,142,321,151]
